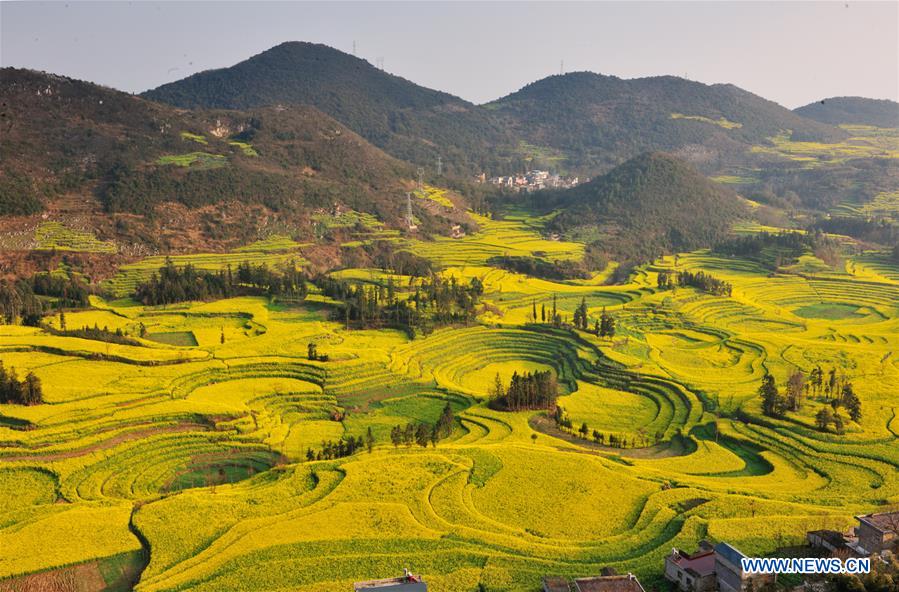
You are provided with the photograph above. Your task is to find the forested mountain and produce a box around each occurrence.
[795,97,899,128]
[142,42,517,174]
[142,43,854,179]
[543,152,746,261]
[2,44,893,265]
[488,72,847,173]
[0,68,469,250]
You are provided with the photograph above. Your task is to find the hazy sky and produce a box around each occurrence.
[2,1,897,108]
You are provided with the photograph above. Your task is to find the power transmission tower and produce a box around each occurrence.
[416,167,424,192]
[405,192,416,229]
[352,40,357,56]
[376,57,384,70]
[560,60,564,75]
[436,156,442,176]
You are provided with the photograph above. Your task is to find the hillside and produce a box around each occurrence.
[488,72,847,172]
[0,68,470,254]
[794,96,899,128]
[144,44,855,179]
[142,42,516,174]
[545,152,746,260]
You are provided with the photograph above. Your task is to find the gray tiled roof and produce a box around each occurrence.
[714,542,747,568]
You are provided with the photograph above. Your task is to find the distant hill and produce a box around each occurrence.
[794,97,899,128]
[489,72,847,173]
[143,43,852,179]
[544,152,746,261]
[0,68,468,251]
[142,42,515,174]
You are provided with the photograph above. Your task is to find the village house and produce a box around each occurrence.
[664,541,717,592]
[806,529,855,556]
[855,511,899,555]
[714,542,775,592]
[353,569,427,591]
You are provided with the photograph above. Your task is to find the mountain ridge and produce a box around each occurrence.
[141,41,848,177]
[0,67,471,253]
[794,96,899,128]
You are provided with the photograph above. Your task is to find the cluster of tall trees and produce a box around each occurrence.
[0,274,91,325]
[487,255,589,281]
[0,363,43,406]
[390,404,454,448]
[810,217,897,250]
[135,259,306,305]
[0,280,43,326]
[31,273,91,308]
[715,229,849,269]
[489,370,559,412]
[530,295,615,337]
[657,270,732,296]
[314,275,482,335]
[306,342,329,362]
[305,429,374,461]
[714,231,815,259]
[758,369,861,429]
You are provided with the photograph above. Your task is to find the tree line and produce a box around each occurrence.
[389,404,455,448]
[554,407,659,449]
[0,362,43,406]
[313,274,483,336]
[758,368,861,432]
[305,429,374,462]
[657,270,732,296]
[714,230,822,259]
[487,255,590,281]
[48,315,141,346]
[488,370,559,412]
[0,274,90,326]
[135,259,306,305]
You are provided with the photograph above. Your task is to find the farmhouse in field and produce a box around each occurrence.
[664,542,774,592]
[855,511,899,555]
[664,541,717,592]
[714,542,775,592]
[353,569,427,591]
[807,512,899,557]
[806,529,855,556]
[542,572,646,592]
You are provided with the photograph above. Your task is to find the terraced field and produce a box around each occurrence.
[2,225,897,591]
[102,236,309,296]
[406,213,584,268]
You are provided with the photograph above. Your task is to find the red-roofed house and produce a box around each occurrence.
[664,544,717,592]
